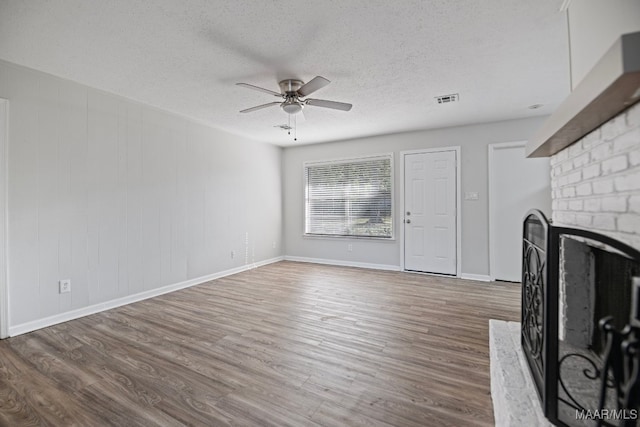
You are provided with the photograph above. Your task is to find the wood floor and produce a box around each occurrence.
[0,261,521,426]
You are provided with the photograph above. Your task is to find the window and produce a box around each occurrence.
[304,154,393,238]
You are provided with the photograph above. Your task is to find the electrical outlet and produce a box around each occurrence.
[272,242,276,249]
[347,244,353,252]
[59,279,71,294]
[231,250,235,259]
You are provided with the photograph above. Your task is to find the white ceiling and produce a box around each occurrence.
[0,0,570,146]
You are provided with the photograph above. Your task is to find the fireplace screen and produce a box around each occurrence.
[522,210,640,427]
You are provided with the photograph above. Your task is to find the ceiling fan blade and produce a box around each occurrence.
[297,76,330,97]
[236,83,282,97]
[305,98,352,111]
[240,102,281,113]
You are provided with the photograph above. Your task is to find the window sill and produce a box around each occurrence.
[303,234,396,242]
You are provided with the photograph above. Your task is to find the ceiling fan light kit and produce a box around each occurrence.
[281,99,304,115]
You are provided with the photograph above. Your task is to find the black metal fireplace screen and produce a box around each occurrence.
[522,209,640,427]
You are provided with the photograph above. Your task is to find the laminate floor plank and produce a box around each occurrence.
[72,379,191,427]
[0,261,520,426]
[0,344,103,426]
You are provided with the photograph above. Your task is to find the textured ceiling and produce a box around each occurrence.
[0,0,570,146]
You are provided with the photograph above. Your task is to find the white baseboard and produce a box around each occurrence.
[8,256,284,337]
[460,273,492,282]
[284,257,493,281]
[284,256,401,272]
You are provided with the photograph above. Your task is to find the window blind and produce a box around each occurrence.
[304,155,393,238]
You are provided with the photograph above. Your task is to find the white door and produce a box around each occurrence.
[404,151,457,275]
[489,142,550,282]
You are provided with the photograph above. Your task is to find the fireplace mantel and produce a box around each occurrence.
[526,31,640,158]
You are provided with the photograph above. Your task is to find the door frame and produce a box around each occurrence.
[399,147,461,276]
[487,140,527,282]
[0,99,8,338]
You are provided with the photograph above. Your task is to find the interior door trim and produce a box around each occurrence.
[0,99,8,338]
[399,147,461,276]
[487,140,527,282]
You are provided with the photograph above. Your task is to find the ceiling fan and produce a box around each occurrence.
[236,76,352,115]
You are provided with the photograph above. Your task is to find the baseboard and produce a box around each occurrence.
[284,256,401,272]
[284,257,492,280]
[459,273,492,282]
[8,256,284,337]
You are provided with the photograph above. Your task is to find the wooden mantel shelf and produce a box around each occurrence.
[526,32,640,158]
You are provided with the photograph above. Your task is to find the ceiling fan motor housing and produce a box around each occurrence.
[279,79,305,114]
[278,79,304,95]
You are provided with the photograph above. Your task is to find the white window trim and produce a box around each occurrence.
[302,153,395,240]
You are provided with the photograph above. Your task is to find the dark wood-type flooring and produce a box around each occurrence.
[0,261,521,426]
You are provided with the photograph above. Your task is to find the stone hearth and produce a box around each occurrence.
[489,320,552,426]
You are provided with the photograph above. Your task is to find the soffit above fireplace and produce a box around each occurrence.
[526,31,640,158]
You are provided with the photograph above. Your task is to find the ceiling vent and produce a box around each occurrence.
[436,93,459,104]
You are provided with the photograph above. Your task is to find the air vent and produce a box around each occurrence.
[436,93,459,104]
[274,124,293,130]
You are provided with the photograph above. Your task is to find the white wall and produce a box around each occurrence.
[0,60,283,333]
[568,0,640,89]
[282,116,548,277]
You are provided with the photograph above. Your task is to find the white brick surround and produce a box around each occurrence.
[550,102,640,250]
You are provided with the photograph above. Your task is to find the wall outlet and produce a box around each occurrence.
[272,241,276,249]
[59,279,71,294]
[231,250,235,259]
[347,244,353,252]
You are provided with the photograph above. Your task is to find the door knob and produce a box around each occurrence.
[405,219,411,224]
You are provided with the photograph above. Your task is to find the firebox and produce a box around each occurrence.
[522,209,640,426]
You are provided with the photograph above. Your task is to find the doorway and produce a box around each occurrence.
[488,141,550,282]
[402,148,460,275]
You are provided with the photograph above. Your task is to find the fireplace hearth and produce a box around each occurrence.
[522,210,640,426]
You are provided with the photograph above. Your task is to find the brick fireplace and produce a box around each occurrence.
[550,102,640,249]
[491,31,640,426]
[554,102,640,351]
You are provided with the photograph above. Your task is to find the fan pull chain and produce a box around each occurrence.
[294,114,297,141]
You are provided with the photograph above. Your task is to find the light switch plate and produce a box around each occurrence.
[59,279,71,293]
